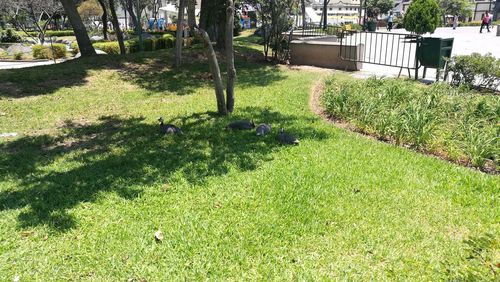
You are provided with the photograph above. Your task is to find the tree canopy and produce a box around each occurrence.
[366,0,394,18]
[403,0,441,34]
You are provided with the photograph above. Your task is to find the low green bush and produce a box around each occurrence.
[13,52,23,60]
[447,53,500,91]
[321,76,498,171]
[27,30,74,37]
[0,28,22,43]
[93,41,123,54]
[459,20,500,27]
[70,34,177,56]
[162,33,176,47]
[32,44,67,59]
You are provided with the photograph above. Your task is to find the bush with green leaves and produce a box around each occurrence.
[403,0,441,34]
[92,41,124,54]
[32,44,67,59]
[447,53,500,91]
[71,34,177,56]
[28,30,74,37]
[13,52,23,60]
[459,20,499,27]
[0,28,22,43]
[321,76,498,171]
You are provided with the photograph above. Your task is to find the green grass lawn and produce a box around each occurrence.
[0,38,499,280]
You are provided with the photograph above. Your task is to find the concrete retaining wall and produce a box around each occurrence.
[289,40,363,71]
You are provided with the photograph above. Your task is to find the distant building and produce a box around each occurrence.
[306,0,363,25]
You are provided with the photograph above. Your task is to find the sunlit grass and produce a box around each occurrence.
[0,37,498,280]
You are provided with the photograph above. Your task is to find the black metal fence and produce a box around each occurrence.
[339,30,422,77]
[291,24,343,38]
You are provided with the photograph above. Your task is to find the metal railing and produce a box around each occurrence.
[340,30,422,78]
[291,24,343,38]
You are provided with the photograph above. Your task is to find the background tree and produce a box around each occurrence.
[322,0,330,28]
[196,0,236,115]
[77,0,104,32]
[97,0,109,39]
[439,0,471,22]
[133,0,148,51]
[366,0,394,18]
[175,0,185,67]
[120,0,139,30]
[108,0,126,54]
[60,0,96,56]
[249,0,298,61]
[5,0,64,44]
[187,0,197,30]
[199,0,227,49]
[403,0,441,34]
[225,0,236,113]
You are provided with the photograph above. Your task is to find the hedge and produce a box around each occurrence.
[27,30,74,37]
[71,34,176,55]
[32,44,67,59]
[459,20,500,27]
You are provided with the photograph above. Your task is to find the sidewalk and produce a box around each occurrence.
[0,60,59,70]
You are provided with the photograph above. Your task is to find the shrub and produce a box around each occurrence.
[0,28,22,43]
[70,41,79,55]
[13,52,23,60]
[71,34,177,57]
[455,117,497,168]
[32,44,67,59]
[460,20,500,27]
[321,76,498,170]
[28,30,74,37]
[447,53,500,91]
[403,0,441,34]
[162,33,176,48]
[93,41,122,54]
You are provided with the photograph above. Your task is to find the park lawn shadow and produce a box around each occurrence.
[0,107,329,232]
[0,41,282,98]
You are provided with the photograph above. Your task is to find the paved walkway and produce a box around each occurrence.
[0,60,58,70]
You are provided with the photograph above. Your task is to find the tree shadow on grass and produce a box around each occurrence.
[0,107,329,232]
[0,45,283,98]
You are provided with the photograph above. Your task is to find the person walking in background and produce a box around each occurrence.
[452,15,458,29]
[480,12,491,33]
[387,11,394,31]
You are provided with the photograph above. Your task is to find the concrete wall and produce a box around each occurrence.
[289,40,363,71]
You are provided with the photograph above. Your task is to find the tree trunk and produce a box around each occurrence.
[109,0,126,54]
[216,16,226,49]
[196,28,227,115]
[59,0,96,57]
[188,0,197,29]
[199,0,209,30]
[323,0,329,28]
[175,0,185,68]
[125,0,138,31]
[225,0,236,113]
[97,0,108,40]
[301,0,306,28]
[199,0,225,49]
[134,2,144,52]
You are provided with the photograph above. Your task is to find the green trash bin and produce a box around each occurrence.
[417,37,454,80]
[366,21,377,32]
[417,37,454,69]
